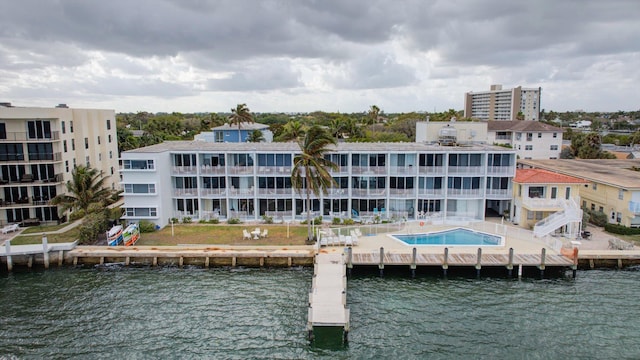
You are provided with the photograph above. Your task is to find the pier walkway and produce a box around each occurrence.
[307,252,349,344]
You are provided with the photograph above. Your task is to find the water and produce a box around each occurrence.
[2,266,640,359]
[393,228,502,246]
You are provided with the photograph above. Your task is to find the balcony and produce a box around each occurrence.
[447,188,483,198]
[257,166,291,175]
[256,188,292,197]
[228,187,255,196]
[173,188,198,197]
[200,165,225,175]
[485,188,512,198]
[227,166,254,175]
[389,188,416,197]
[486,166,515,175]
[0,131,61,142]
[418,188,445,197]
[521,197,568,211]
[351,188,386,197]
[389,166,417,175]
[172,166,198,175]
[351,166,386,175]
[201,188,226,197]
[418,166,445,175]
[326,188,349,197]
[329,166,349,175]
[447,166,484,175]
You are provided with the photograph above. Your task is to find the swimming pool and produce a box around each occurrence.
[391,228,503,246]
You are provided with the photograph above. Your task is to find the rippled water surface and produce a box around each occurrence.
[2,266,640,359]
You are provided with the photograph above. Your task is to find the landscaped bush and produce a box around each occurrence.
[69,209,86,221]
[182,217,192,224]
[262,215,274,224]
[583,208,608,227]
[200,218,220,224]
[605,223,640,235]
[170,217,179,224]
[139,220,157,233]
[227,218,242,224]
[342,218,355,225]
[332,217,342,225]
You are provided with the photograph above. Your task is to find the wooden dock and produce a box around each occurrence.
[307,252,349,345]
[0,238,78,271]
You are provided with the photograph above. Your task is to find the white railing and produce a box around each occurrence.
[173,188,198,196]
[200,188,226,196]
[172,166,198,174]
[533,198,582,238]
[200,165,226,175]
[389,166,417,175]
[418,166,445,175]
[522,197,565,210]
[485,188,511,197]
[389,189,416,197]
[227,166,254,175]
[486,166,515,175]
[447,188,483,197]
[351,189,386,197]
[418,188,445,196]
[228,187,255,196]
[447,166,484,174]
[351,166,387,175]
[256,188,292,196]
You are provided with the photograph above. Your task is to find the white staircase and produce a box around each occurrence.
[533,198,582,238]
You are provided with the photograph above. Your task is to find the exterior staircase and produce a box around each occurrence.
[533,198,582,238]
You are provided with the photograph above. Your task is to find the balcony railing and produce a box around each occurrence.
[351,166,386,175]
[200,165,226,175]
[227,166,254,175]
[228,187,255,196]
[389,188,416,197]
[521,197,567,210]
[418,188,445,196]
[447,166,484,175]
[256,188,292,196]
[0,131,60,142]
[486,166,515,175]
[172,166,198,175]
[329,166,349,175]
[418,166,445,175]
[326,188,349,197]
[485,188,511,197]
[200,188,226,196]
[257,166,291,175]
[351,188,386,197]
[447,188,483,197]
[389,166,417,175]
[173,188,199,197]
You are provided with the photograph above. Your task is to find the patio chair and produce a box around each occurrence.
[354,228,363,237]
[261,229,268,238]
[242,229,252,241]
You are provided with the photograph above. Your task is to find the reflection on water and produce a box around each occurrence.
[1,266,640,359]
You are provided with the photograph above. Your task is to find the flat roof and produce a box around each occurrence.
[125,141,515,154]
[518,159,640,190]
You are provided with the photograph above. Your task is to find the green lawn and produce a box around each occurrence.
[10,223,313,246]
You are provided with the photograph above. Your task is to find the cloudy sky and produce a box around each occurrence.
[0,0,638,114]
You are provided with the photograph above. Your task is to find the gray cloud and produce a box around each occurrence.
[207,60,302,91]
[329,52,417,89]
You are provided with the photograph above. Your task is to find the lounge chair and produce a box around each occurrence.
[1,223,19,234]
[242,229,252,240]
[261,229,268,238]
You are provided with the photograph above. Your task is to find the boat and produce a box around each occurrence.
[107,225,124,246]
[122,223,140,247]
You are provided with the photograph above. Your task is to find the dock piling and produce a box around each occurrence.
[475,248,482,278]
[506,247,514,277]
[410,247,416,278]
[5,240,12,272]
[539,248,546,278]
[379,247,384,277]
[346,247,353,278]
[442,247,449,277]
[42,236,49,269]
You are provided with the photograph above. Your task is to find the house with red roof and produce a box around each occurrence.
[511,168,587,238]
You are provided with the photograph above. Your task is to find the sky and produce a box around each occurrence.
[0,0,638,114]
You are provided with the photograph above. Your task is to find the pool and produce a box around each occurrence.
[391,228,503,246]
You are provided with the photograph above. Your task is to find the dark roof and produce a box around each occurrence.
[487,121,563,132]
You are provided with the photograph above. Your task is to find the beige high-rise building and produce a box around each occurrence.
[0,103,119,226]
[464,84,541,121]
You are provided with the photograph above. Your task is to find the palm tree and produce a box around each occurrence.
[367,105,380,125]
[291,125,338,241]
[228,104,254,142]
[50,165,117,216]
[246,129,265,143]
[279,120,305,142]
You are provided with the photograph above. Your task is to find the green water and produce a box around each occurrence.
[1,266,639,359]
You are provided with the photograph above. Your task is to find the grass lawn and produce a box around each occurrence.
[10,223,314,246]
[139,223,311,246]
[611,233,640,245]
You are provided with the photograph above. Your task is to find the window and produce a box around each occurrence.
[215,131,224,143]
[526,133,533,141]
[550,145,558,151]
[124,183,156,194]
[98,153,102,161]
[108,134,112,143]
[86,156,90,167]
[61,121,66,134]
[527,210,534,220]
[551,187,557,199]
[599,206,603,213]
[73,158,76,168]
[106,119,111,130]
[71,139,75,150]
[84,137,89,149]
[616,212,622,223]
[525,145,533,151]
[63,140,67,153]
[124,207,158,217]
[65,160,69,172]
[591,203,595,211]
[110,166,114,175]
[565,187,571,200]
[592,183,597,190]
[109,151,113,159]
[70,121,73,132]
[123,159,155,170]
[619,189,624,200]
[516,133,522,140]
[528,186,544,198]
[97,136,101,145]
[538,133,542,138]
[553,133,557,138]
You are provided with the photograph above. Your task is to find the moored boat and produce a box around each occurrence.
[122,223,140,246]
[107,225,124,246]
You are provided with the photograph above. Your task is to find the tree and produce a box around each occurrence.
[516,111,525,120]
[246,129,265,143]
[278,120,305,142]
[51,165,118,216]
[228,104,254,142]
[367,105,380,125]
[291,125,338,241]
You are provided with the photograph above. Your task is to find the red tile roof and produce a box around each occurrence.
[514,168,587,184]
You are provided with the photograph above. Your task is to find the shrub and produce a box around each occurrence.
[170,217,179,224]
[605,223,640,235]
[228,218,242,224]
[182,217,192,224]
[583,208,607,227]
[200,218,220,224]
[139,220,157,233]
[343,218,355,225]
[69,210,86,221]
[262,215,274,224]
[332,217,342,225]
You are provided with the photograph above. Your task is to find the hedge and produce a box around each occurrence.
[604,223,640,235]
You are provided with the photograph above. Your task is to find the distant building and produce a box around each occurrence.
[0,103,119,225]
[195,122,273,143]
[464,84,541,121]
[487,121,563,159]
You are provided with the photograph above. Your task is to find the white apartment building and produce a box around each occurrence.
[487,121,563,160]
[120,142,516,228]
[464,84,541,121]
[0,103,119,225]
